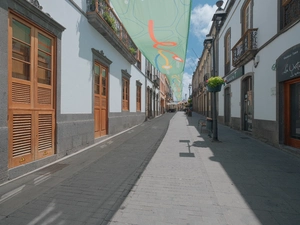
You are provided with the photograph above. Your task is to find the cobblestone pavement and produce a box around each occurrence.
[109,111,300,225]
[0,113,174,225]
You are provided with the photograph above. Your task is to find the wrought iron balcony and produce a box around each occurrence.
[86,0,137,64]
[232,29,258,67]
[153,75,160,88]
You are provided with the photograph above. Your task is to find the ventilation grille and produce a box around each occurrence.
[12,82,30,103]
[95,96,100,107]
[38,87,51,105]
[102,98,106,107]
[38,114,52,151]
[12,114,32,157]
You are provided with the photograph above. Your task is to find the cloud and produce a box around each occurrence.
[182,72,192,100]
[190,4,216,40]
[182,0,228,99]
[190,0,228,40]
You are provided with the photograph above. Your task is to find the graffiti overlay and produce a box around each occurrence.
[110,0,191,99]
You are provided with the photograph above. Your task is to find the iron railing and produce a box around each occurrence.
[232,28,258,67]
[86,0,137,56]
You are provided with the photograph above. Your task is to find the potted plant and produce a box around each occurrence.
[206,76,225,92]
[103,10,117,32]
[129,47,137,55]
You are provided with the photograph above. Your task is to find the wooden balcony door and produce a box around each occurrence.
[94,62,108,138]
[284,78,300,148]
[8,14,55,168]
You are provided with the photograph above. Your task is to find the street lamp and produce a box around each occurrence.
[203,1,226,142]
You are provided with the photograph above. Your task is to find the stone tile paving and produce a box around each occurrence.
[0,113,173,225]
[109,112,300,225]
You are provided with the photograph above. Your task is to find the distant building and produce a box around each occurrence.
[193,0,300,150]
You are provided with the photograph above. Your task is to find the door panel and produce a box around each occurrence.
[285,79,300,148]
[36,111,55,159]
[94,62,108,138]
[8,14,55,168]
[9,110,34,168]
[224,87,231,125]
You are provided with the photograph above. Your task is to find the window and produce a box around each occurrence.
[281,0,300,29]
[122,77,129,111]
[121,69,131,111]
[242,0,252,34]
[136,84,141,111]
[224,30,231,75]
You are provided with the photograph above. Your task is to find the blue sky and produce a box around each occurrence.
[182,0,227,100]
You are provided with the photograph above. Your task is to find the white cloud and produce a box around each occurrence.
[182,72,192,100]
[190,0,228,40]
[190,4,216,40]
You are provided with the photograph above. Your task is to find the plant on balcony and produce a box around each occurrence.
[206,76,225,92]
[129,47,137,55]
[103,10,117,32]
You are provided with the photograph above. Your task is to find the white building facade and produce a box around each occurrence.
[216,0,300,149]
[0,0,162,183]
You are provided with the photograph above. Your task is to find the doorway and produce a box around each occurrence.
[284,78,300,148]
[242,76,253,131]
[94,62,108,138]
[224,87,231,125]
[8,14,56,168]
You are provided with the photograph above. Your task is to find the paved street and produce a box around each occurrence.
[1,111,300,225]
[0,113,173,225]
[109,112,300,225]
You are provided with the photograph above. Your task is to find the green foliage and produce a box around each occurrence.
[206,76,225,88]
[103,11,117,32]
[129,47,137,55]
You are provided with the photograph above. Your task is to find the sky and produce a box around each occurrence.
[182,0,228,100]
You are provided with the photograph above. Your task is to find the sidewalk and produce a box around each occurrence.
[109,111,300,225]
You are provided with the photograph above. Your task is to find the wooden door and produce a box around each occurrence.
[8,14,55,168]
[242,77,253,131]
[94,62,108,138]
[284,78,300,148]
[224,87,231,125]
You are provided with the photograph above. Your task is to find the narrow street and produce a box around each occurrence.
[1,111,300,225]
[0,113,173,225]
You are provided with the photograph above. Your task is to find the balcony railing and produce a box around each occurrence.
[232,28,258,67]
[86,0,137,64]
[153,75,160,88]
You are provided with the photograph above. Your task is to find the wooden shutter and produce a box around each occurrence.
[36,111,54,159]
[9,111,34,168]
[8,13,56,168]
[123,78,129,111]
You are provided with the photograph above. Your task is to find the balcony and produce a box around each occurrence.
[153,75,160,88]
[232,29,258,67]
[86,0,137,64]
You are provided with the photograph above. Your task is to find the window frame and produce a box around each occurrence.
[121,69,131,111]
[136,81,142,111]
[241,0,253,35]
[224,28,231,75]
[280,0,300,30]
[136,50,141,70]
